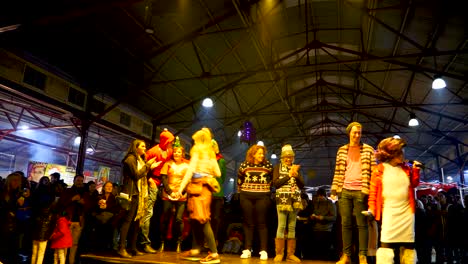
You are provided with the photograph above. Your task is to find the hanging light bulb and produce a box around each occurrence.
[432,75,446,89]
[202,98,213,107]
[257,141,264,146]
[408,113,419,127]
[271,154,277,159]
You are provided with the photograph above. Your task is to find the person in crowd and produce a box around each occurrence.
[0,172,22,264]
[272,144,304,262]
[118,139,157,258]
[16,182,33,257]
[175,128,221,264]
[87,181,99,202]
[159,139,190,252]
[56,174,90,264]
[237,144,273,260]
[309,187,337,260]
[50,172,67,199]
[50,212,72,264]
[210,139,226,248]
[143,128,175,253]
[30,176,56,264]
[367,137,420,264]
[331,122,376,264]
[93,181,119,251]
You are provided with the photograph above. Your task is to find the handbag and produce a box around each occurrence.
[117,192,132,211]
[186,180,204,195]
[95,211,114,224]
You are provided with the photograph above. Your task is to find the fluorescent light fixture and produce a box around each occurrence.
[202,98,213,108]
[257,141,264,146]
[408,113,419,127]
[432,76,446,89]
[271,154,277,159]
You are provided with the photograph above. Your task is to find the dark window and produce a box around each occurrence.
[120,112,131,127]
[23,66,46,90]
[142,123,152,136]
[90,99,106,114]
[68,87,86,107]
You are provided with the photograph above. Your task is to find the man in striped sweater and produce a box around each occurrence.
[331,122,376,264]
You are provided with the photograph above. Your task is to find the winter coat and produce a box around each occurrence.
[31,187,56,240]
[50,216,72,249]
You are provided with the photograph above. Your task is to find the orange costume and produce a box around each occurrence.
[368,163,420,222]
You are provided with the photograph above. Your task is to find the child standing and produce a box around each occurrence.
[50,213,72,264]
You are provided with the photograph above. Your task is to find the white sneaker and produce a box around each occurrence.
[259,250,268,260]
[240,249,251,259]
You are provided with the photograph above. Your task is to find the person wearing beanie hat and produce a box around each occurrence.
[281,144,295,158]
[331,122,376,264]
[142,128,175,254]
[272,144,304,262]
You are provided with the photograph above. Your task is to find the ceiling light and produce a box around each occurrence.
[408,113,419,127]
[86,147,94,154]
[19,125,29,130]
[237,130,242,137]
[393,135,401,139]
[432,75,446,89]
[145,28,154,34]
[202,98,213,108]
[271,154,277,159]
[257,141,264,146]
[74,136,81,146]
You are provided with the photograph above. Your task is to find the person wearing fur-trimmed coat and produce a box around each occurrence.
[368,137,421,264]
[50,215,72,264]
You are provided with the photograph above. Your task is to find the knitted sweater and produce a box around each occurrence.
[237,161,273,193]
[272,163,305,211]
[368,162,420,221]
[331,143,376,196]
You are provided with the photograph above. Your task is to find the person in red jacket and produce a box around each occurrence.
[50,213,72,264]
[367,137,421,264]
[141,128,174,253]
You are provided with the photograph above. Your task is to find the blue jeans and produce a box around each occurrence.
[140,185,158,245]
[338,189,368,256]
[276,208,298,239]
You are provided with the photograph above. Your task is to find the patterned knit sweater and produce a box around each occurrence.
[273,163,305,211]
[331,143,376,196]
[237,161,273,193]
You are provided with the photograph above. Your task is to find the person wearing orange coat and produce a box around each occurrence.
[50,214,73,264]
[367,137,421,264]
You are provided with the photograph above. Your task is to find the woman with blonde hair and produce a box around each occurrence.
[237,144,273,260]
[368,137,421,264]
[176,128,221,263]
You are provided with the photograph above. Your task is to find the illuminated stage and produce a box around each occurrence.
[80,252,335,264]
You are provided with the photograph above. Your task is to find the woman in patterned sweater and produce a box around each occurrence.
[237,144,273,260]
[272,144,304,262]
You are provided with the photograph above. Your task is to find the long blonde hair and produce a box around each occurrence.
[190,128,216,160]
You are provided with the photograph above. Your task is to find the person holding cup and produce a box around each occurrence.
[272,144,304,262]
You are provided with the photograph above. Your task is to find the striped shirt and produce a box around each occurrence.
[331,143,376,196]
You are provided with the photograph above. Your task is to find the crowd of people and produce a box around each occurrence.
[0,123,467,264]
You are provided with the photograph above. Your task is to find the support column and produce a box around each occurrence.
[75,121,90,175]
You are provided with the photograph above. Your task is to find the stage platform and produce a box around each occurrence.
[80,252,335,264]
